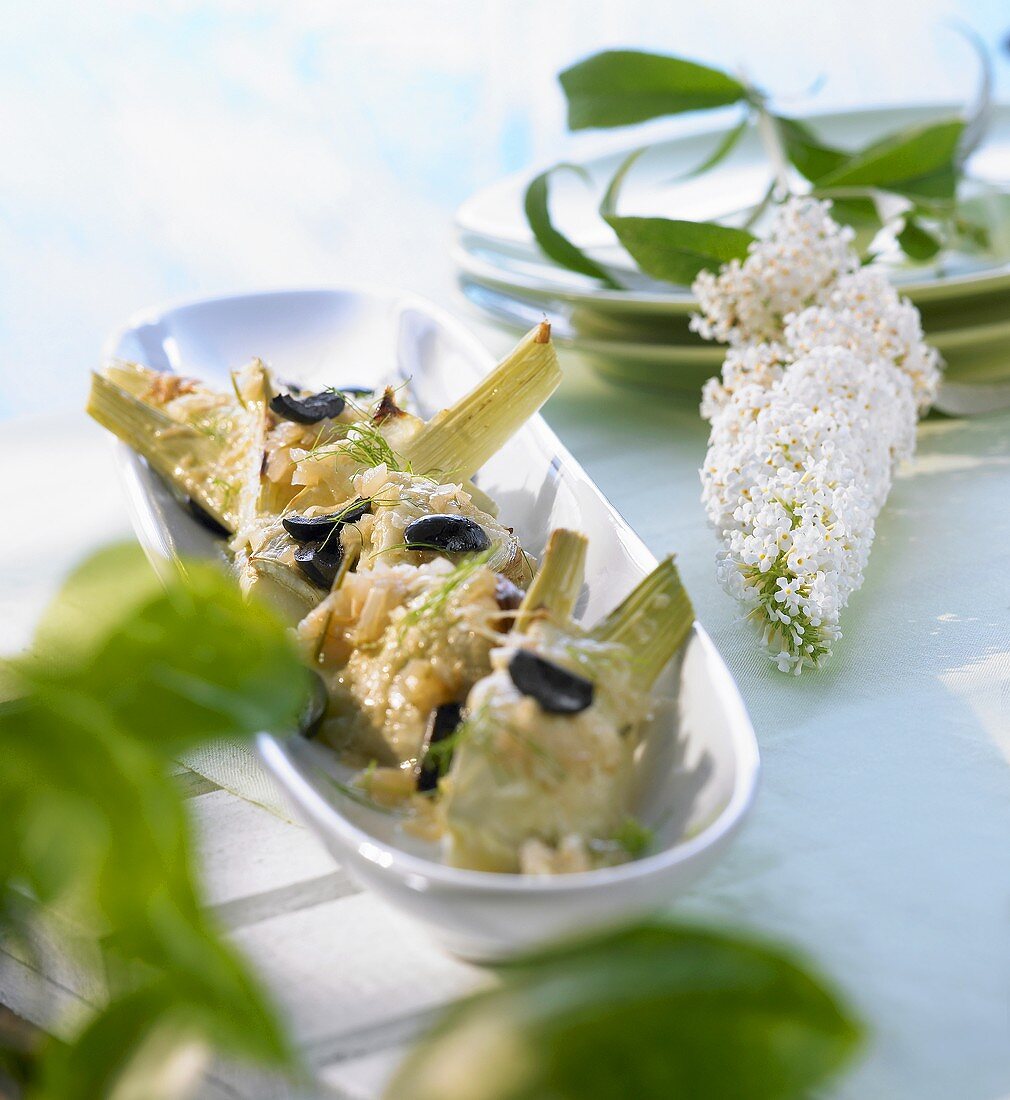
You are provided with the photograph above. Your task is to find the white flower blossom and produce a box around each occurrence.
[694,199,939,672]
[785,269,940,411]
[700,342,789,421]
[690,197,857,346]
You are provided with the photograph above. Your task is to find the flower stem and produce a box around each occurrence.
[754,104,793,197]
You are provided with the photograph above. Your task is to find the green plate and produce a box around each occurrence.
[460,277,1010,396]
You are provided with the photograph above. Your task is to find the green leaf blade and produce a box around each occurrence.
[18,543,312,753]
[815,118,966,194]
[388,921,863,1100]
[524,166,621,288]
[673,114,750,182]
[1,541,310,1089]
[897,218,943,261]
[777,117,849,182]
[560,50,747,130]
[606,215,754,285]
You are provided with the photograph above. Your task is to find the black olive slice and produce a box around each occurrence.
[417,702,463,791]
[186,497,229,537]
[494,575,524,612]
[403,514,491,554]
[492,575,525,632]
[294,540,344,589]
[298,671,328,739]
[269,390,346,424]
[282,498,371,542]
[508,649,594,714]
[337,497,372,526]
[342,386,373,398]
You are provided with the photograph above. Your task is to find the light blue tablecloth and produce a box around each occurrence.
[544,373,1010,1100]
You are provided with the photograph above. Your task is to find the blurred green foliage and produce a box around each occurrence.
[0,543,310,1098]
[389,922,862,1100]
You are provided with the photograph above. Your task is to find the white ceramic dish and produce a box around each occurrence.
[105,287,760,960]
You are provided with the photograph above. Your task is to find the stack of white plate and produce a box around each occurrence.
[455,104,1010,398]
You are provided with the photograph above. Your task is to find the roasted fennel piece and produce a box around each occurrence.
[296,551,522,766]
[247,322,559,594]
[86,323,560,614]
[400,321,558,482]
[86,361,259,532]
[441,542,694,874]
[87,357,376,618]
[86,359,381,530]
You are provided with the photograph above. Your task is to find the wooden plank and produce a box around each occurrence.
[195,1079,243,1100]
[190,790,344,910]
[319,1048,405,1100]
[230,894,484,1050]
[0,737,482,1100]
[304,1006,440,1070]
[0,949,90,1039]
[0,909,107,1008]
[212,872,358,932]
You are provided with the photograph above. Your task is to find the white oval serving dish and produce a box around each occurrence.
[106,287,759,960]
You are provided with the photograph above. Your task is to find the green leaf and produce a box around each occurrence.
[388,922,863,1100]
[897,218,943,261]
[559,50,747,130]
[668,114,750,183]
[613,817,652,858]
[776,117,848,182]
[599,147,649,220]
[819,187,912,230]
[826,197,884,229]
[815,119,965,197]
[953,214,991,253]
[956,190,1010,255]
[524,166,621,288]
[36,986,210,1100]
[605,215,754,285]
[899,166,959,202]
[0,542,306,1087]
[30,542,164,673]
[17,543,311,752]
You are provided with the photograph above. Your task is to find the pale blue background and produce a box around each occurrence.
[1,0,1008,418]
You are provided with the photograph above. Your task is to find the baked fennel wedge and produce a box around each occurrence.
[87,322,559,619]
[342,529,696,875]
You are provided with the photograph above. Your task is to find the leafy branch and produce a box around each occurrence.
[388,921,863,1099]
[0,544,311,1098]
[526,41,997,287]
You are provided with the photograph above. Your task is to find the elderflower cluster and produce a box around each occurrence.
[694,198,940,673]
[691,198,857,345]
